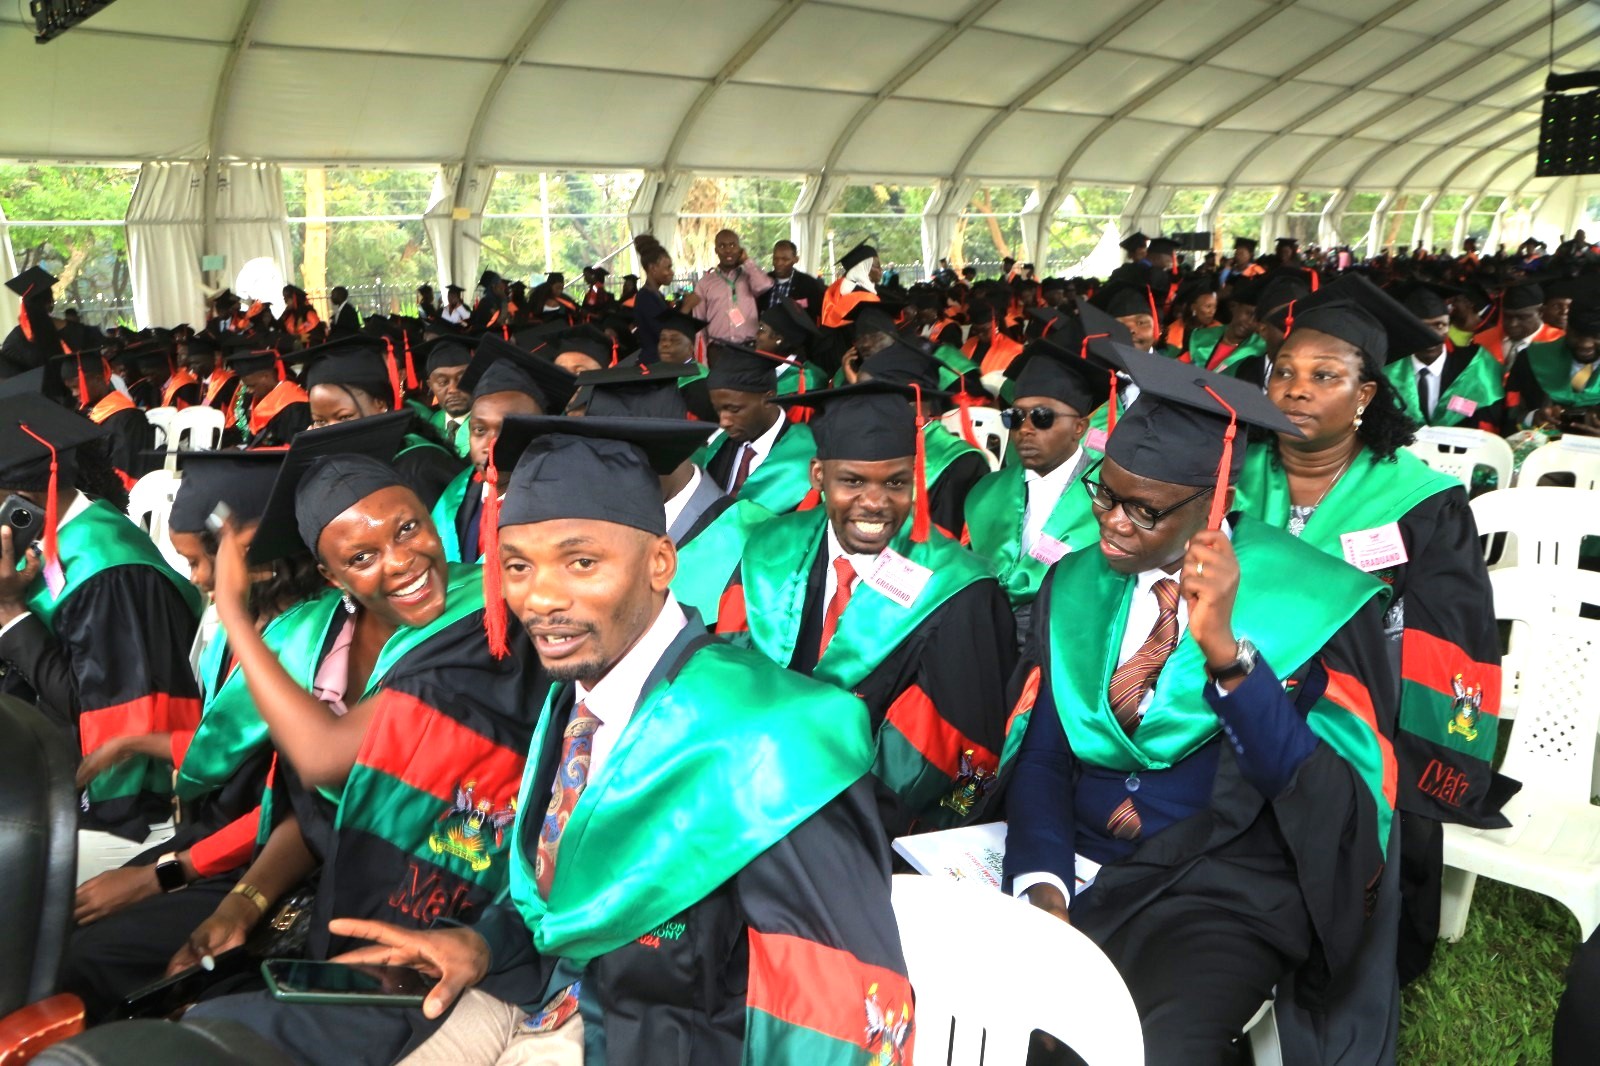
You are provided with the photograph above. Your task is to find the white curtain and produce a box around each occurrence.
[212,162,292,298]
[0,202,19,334]
[625,172,662,273]
[126,162,206,329]
[425,164,494,293]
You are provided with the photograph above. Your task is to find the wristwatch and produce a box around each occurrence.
[154,852,187,893]
[1206,638,1259,683]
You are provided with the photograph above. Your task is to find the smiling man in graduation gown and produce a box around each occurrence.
[329,415,912,1066]
[962,338,1106,637]
[1002,351,1396,1064]
[714,382,1015,835]
[224,343,311,448]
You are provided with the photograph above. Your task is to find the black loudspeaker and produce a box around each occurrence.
[1538,87,1600,177]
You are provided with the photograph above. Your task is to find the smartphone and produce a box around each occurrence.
[261,959,434,1007]
[0,494,43,548]
[205,500,233,536]
[114,947,254,1019]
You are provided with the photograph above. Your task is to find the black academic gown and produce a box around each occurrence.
[247,401,312,449]
[927,450,990,535]
[703,420,792,492]
[392,438,466,512]
[98,406,157,481]
[0,318,59,379]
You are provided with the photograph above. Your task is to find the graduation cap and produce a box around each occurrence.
[1119,232,1149,254]
[247,410,413,565]
[1501,279,1545,311]
[169,451,285,535]
[419,334,478,375]
[704,341,784,394]
[5,265,57,298]
[299,335,403,408]
[1275,237,1299,251]
[656,309,708,342]
[544,272,566,287]
[556,326,614,367]
[446,284,466,295]
[588,267,610,281]
[0,394,109,575]
[1106,348,1301,529]
[771,380,933,541]
[459,334,578,414]
[838,242,878,272]
[760,298,820,351]
[848,301,902,343]
[479,271,503,288]
[1399,282,1456,321]
[1268,274,1439,363]
[478,415,716,656]
[1566,278,1600,335]
[573,360,698,420]
[1006,339,1111,414]
[1233,237,1258,252]
[1255,271,1312,315]
[1225,276,1264,306]
[1147,237,1179,258]
[223,339,285,379]
[1100,280,1158,321]
[858,337,945,396]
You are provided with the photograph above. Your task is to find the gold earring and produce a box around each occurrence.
[1353,405,1366,429]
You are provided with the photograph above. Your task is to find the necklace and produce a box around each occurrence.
[1287,452,1353,538]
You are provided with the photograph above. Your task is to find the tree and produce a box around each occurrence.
[0,164,137,325]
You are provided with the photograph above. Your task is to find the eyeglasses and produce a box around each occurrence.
[1001,405,1079,431]
[1079,459,1211,531]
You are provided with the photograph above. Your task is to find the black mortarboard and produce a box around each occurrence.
[420,335,478,375]
[1501,279,1545,311]
[169,451,283,534]
[1270,274,1439,363]
[479,270,502,288]
[460,334,578,413]
[0,394,108,574]
[704,341,781,393]
[300,335,399,407]
[1566,280,1600,335]
[556,327,613,366]
[656,309,708,341]
[839,243,878,272]
[446,283,465,295]
[1255,272,1311,314]
[513,321,570,353]
[858,337,944,395]
[223,341,283,378]
[248,411,413,564]
[1147,237,1178,258]
[1006,339,1111,414]
[1275,237,1299,250]
[1400,283,1452,321]
[1101,281,1156,320]
[1226,276,1264,306]
[1234,237,1258,252]
[1106,347,1300,529]
[574,360,698,420]
[6,265,57,298]
[760,298,820,350]
[545,272,565,286]
[771,381,918,463]
[848,302,901,342]
[1119,232,1149,254]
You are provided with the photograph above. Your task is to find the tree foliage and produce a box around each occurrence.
[0,164,137,324]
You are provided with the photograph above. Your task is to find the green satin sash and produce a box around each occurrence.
[964,462,1100,606]
[1232,443,1456,561]
[929,343,980,393]
[773,360,827,397]
[23,499,202,628]
[670,499,774,620]
[509,640,873,963]
[1383,349,1505,427]
[427,407,471,457]
[741,509,993,690]
[923,422,982,490]
[1187,327,1265,374]
[1523,339,1600,408]
[734,422,818,514]
[1045,515,1385,771]
[430,466,476,563]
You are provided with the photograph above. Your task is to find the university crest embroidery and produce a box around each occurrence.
[940,749,994,818]
[865,982,912,1065]
[429,781,517,872]
[1447,673,1483,743]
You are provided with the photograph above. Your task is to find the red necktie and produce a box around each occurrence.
[535,700,599,899]
[729,444,755,497]
[817,557,857,661]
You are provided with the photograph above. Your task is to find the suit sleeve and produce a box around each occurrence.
[735,779,914,1066]
[0,613,81,728]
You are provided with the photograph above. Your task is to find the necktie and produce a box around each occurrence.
[534,700,600,899]
[729,444,755,496]
[1416,368,1432,420]
[1573,362,1596,392]
[817,557,858,661]
[1107,578,1181,737]
[445,418,461,439]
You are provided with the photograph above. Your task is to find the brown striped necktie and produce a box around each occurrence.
[1107,578,1181,737]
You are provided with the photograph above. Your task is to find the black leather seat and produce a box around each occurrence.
[34,1019,295,1066]
[0,694,78,1017]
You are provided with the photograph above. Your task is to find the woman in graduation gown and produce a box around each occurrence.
[178,417,546,1064]
[1233,276,1515,985]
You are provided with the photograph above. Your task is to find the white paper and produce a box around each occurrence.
[893,823,1007,888]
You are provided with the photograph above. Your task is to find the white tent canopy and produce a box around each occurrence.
[4,0,1600,326]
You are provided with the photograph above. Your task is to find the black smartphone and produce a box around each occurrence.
[0,494,43,548]
[114,947,254,1019]
[261,959,433,1007]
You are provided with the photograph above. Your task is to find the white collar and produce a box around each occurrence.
[824,520,880,580]
[746,410,785,461]
[662,465,704,531]
[1133,519,1232,592]
[1024,447,1082,488]
[573,594,689,727]
[1412,349,1449,376]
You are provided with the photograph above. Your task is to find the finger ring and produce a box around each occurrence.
[1196,561,1204,576]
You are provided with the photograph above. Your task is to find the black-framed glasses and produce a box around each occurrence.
[1079,459,1211,531]
[1001,405,1080,431]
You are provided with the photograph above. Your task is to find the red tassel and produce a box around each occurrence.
[17,424,59,574]
[797,485,822,511]
[609,338,619,367]
[381,339,404,409]
[910,384,930,543]
[1200,384,1236,532]
[479,455,509,659]
[1309,271,1319,293]
[1284,299,1295,339]
[275,350,286,383]
[952,391,980,448]
[402,334,419,392]
[17,285,34,342]
[75,357,89,408]
[1146,285,1160,343]
[502,322,511,342]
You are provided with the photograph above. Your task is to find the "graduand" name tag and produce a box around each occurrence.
[1340,522,1409,573]
[867,549,933,607]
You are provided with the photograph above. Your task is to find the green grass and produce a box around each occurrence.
[1399,880,1579,1064]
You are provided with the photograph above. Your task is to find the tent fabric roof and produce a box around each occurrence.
[2,0,1597,194]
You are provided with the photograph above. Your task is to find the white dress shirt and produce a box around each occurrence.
[567,594,689,788]
[1021,448,1082,553]
[725,413,785,493]
[822,521,879,608]
[0,490,92,640]
[1411,349,1449,416]
[441,303,471,325]
[662,465,704,533]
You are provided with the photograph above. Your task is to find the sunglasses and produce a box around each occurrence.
[1079,459,1211,531]
[1001,406,1080,431]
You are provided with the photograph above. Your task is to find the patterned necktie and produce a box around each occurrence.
[729,444,756,496]
[1107,578,1181,737]
[817,557,858,661]
[1416,368,1432,420]
[534,700,600,899]
[1573,362,1596,393]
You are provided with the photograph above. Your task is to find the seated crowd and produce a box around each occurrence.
[0,222,1596,1065]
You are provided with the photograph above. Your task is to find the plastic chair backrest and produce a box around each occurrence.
[890,874,1143,1065]
[941,407,1008,470]
[1490,568,1600,718]
[1497,617,1600,801]
[1517,437,1600,490]
[172,405,225,453]
[143,406,178,452]
[126,471,189,579]
[1407,426,1513,492]
[1469,488,1599,569]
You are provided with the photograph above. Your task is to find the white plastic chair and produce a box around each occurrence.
[143,406,178,452]
[126,470,189,578]
[941,407,1008,470]
[1516,436,1600,489]
[172,405,225,453]
[890,873,1143,1065]
[1469,487,1600,570]
[1406,426,1513,492]
[1489,568,1600,720]
[1439,617,1600,940]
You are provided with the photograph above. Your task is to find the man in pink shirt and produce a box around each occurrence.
[690,228,772,343]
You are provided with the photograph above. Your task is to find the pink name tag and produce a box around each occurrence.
[1085,427,1109,452]
[727,307,745,328]
[1028,533,1071,565]
[1447,395,1478,417]
[795,298,809,308]
[1340,522,1409,573]
[867,549,933,608]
